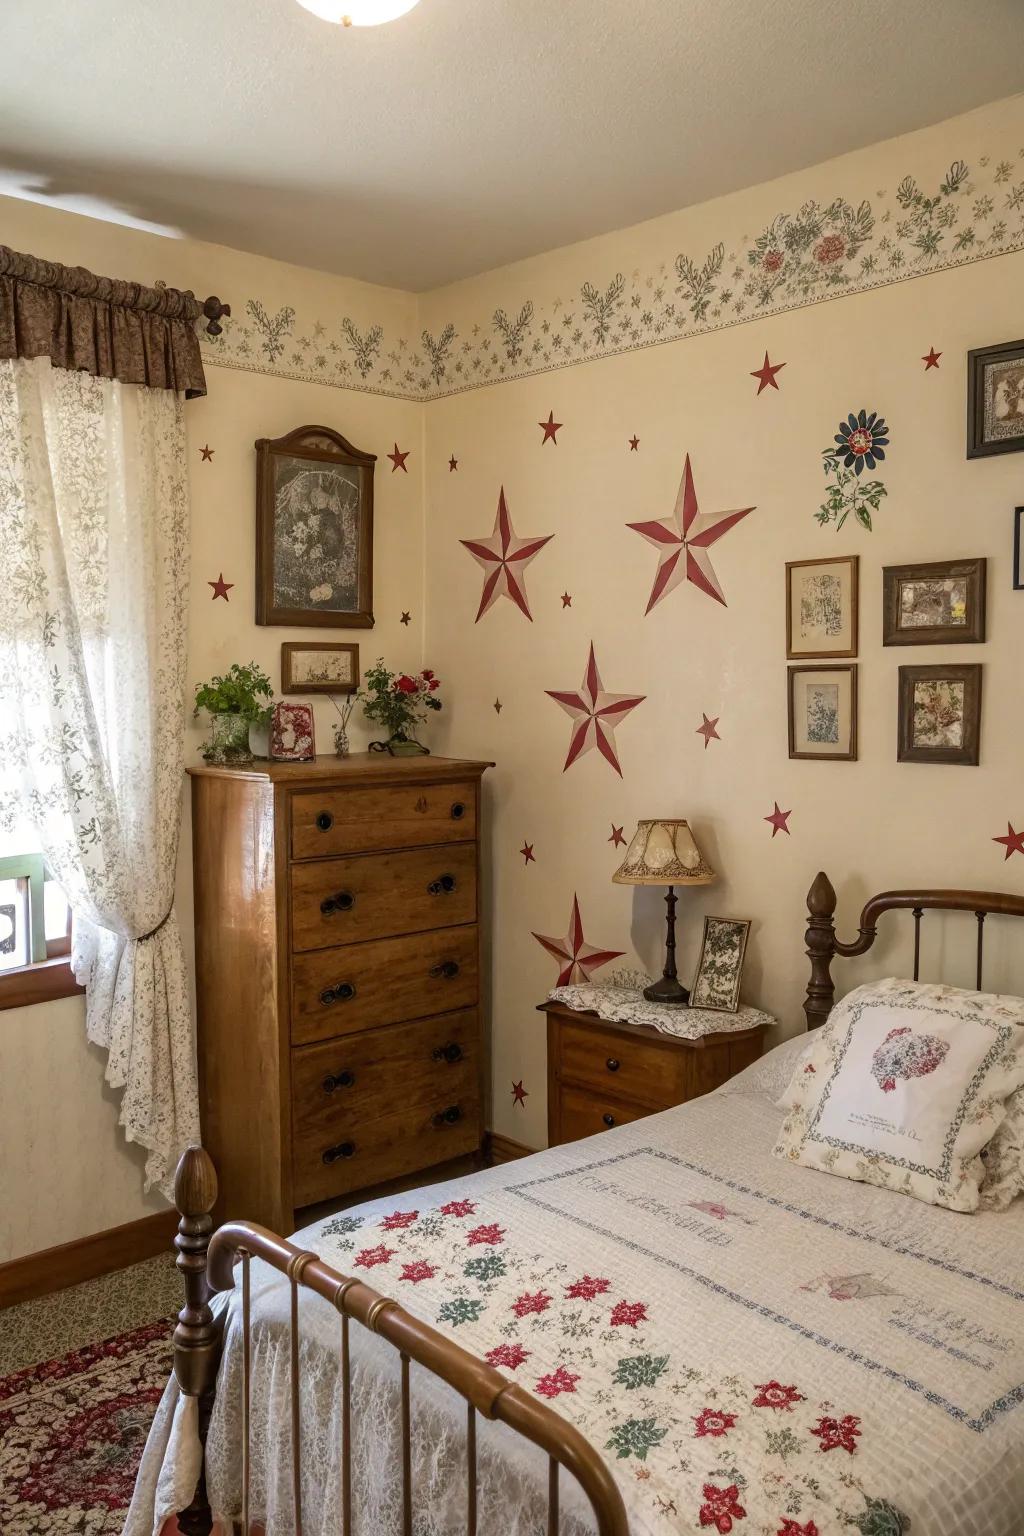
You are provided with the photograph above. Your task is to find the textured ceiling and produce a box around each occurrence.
[1,0,1022,291]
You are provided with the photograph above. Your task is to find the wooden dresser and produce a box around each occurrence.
[189,754,491,1231]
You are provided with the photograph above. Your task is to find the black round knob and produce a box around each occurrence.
[606,1057,620,1072]
[322,1140,355,1164]
[430,959,460,980]
[450,802,465,820]
[433,1041,463,1064]
[321,890,355,915]
[323,1069,356,1094]
[428,873,457,896]
[434,1105,462,1126]
[316,811,334,832]
[602,1113,615,1128]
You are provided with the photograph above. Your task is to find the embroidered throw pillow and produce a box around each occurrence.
[773,978,1024,1212]
[979,1085,1024,1209]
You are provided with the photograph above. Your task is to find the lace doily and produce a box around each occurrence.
[548,975,775,1040]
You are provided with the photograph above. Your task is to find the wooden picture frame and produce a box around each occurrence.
[690,916,751,1013]
[785,555,859,659]
[1014,508,1024,591]
[787,664,858,761]
[967,339,1024,458]
[255,425,375,628]
[281,642,360,695]
[897,664,981,766]
[882,558,986,646]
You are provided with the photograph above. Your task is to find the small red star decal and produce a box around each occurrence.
[750,352,786,394]
[696,713,721,749]
[387,443,410,472]
[400,611,411,625]
[539,411,562,444]
[608,825,626,848]
[493,699,502,714]
[560,592,572,608]
[199,444,214,461]
[628,435,640,451]
[993,823,1024,860]
[208,573,233,601]
[765,802,792,837]
[922,347,942,370]
[449,455,459,471]
[511,1080,528,1108]
[519,842,535,864]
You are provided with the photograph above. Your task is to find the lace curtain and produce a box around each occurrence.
[0,354,199,1197]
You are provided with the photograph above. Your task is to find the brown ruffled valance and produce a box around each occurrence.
[0,246,230,399]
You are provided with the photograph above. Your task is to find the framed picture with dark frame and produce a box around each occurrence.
[967,339,1024,459]
[785,555,859,659]
[788,664,858,761]
[882,558,986,646]
[1014,508,1024,591]
[897,664,982,766]
[690,916,751,1013]
[255,424,376,628]
[281,642,360,695]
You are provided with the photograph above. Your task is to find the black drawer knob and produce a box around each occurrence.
[315,811,334,832]
[450,801,466,820]
[427,873,457,896]
[429,959,460,980]
[432,1041,463,1064]
[321,890,355,915]
[322,1141,355,1164]
[319,981,356,1007]
[602,1113,615,1128]
[322,1069,356,1094]
[606,1057,620,1072]
[433,1104,462,1127]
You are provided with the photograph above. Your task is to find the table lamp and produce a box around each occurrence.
[612,818,715,1005]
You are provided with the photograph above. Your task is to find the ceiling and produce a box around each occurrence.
[1,0,1022,292]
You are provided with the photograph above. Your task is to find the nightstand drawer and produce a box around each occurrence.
[291,781,477,859]
[558,1018,683,1108]
[555,1084,648,1144]
[291,844,477,951]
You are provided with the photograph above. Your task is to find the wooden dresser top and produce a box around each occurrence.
[187,752,494,786]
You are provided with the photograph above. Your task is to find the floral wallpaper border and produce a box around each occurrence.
[200,149,1024,402]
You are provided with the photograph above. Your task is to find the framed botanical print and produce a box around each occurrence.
[882,558,986,646]
[281,642,359,695]
[967,339,1024,458]
[690,916,751,1013]
[256,424,375,628]
[788,664,858,761]
[897,664,981,766]
[785,556,858,659]
[1014,508,1024,591]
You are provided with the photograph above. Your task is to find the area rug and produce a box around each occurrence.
[0,1315,174,1534]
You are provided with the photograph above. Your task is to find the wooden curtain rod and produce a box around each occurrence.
[0,244,231,336]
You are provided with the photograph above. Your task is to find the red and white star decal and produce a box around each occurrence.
[460,487,554,622]
[627,453,754,610]
[532,893,624,985]
[546,642,645,776]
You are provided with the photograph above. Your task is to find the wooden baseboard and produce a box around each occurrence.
[0,1209,179,1310]
[486,1130,538,1165]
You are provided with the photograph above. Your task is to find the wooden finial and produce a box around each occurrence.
[201,295,231,336]
[804,872,838,1031]
[173,1146,221,1399]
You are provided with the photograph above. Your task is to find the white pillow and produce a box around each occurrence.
[979,1085,1024,1209]
[773,978,1024,1212]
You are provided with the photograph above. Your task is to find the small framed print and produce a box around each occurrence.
[785,556,858,659]
[690,916,751,1013]
[281,642,359,695]
[1014,508,1024,591]
[270,701,316,762]
[967,339,1024,458]
[882,558,986,646]
[788,664,857,761]
[897,664,981,766]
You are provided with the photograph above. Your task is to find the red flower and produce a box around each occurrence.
[762,249,784,272]
[512,1290,552,1317]
[778,1522,819,1536]
[693,1407,737,1438]
[381,1209,418,1230]
[467,1222,505,1246]
[752,1381,804,1411]
[421,669,435,680]
[395,674,418,693]
[354,1244,394,1269]
[565,1275,611,1301]
[814,234,846,264]
[811,1414,861,1454]
[699,1483,746,1532]
[398,1260,435,1284]
[440,1199,476,1217]
[428,678,441,690]
[610,1300,647,1328]
[485,1342,530,1370]
[535,1365,580,1398]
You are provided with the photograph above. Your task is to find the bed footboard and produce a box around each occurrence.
[170,1146,630,1536]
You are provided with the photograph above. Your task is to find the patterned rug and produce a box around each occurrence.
[0,1314,174,1534]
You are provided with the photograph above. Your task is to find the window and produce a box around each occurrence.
[0,820,81,1010]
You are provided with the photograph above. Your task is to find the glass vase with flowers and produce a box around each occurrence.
[358,659,442,755]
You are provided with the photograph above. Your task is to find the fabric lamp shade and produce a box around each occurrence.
[612,819,715,887]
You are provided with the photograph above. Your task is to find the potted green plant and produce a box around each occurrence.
[358,658,442,755]
[193,662,274,764]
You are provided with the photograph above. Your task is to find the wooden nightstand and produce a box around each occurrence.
[540,1001,770,1146]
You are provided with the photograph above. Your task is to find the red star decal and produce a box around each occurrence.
[765,802,792,837]
[520,842,536,864]
[460,487,553,622]
[208,573,233,601]
[627,454,754,610]
[993,823,1024,860]
[628,435,640,451]
[199,444,214,462]
[532,893,624,985]
[511,1080,529,1108]
[750,352,786,394]
[449,455,459,471]
[560,592,572,608]
[539,411,562,444]
[387,443,410,472]
[696,713,720,749]
[546,642,645,776]
[400,611,411,625]
[608,825,626,847]
[922,347,942,370]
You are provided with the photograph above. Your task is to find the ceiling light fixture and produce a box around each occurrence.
[295,0,420,23]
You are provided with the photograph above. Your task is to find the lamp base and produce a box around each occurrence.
[643,975,690,1007]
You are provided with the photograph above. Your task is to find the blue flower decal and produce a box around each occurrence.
[833,410,889,475]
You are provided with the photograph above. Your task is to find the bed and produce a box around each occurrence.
[126,874,1024,1536]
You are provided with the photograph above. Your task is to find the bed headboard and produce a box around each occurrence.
[803,871,1024,1029]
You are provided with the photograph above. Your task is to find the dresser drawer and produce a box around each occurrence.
[291,781,477,859]
[291,926,478,1045]
[554,1084,648,1145]
[557,1018,684,1109]
[291,844,477,952]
